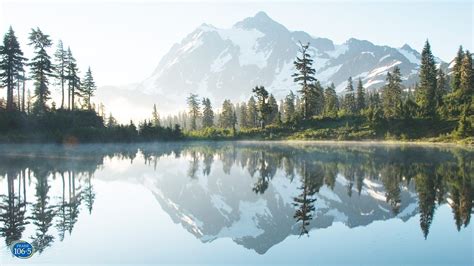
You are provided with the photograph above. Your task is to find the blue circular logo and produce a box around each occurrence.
[10,240,34,259]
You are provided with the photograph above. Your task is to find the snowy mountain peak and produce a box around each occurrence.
[110,12,446,113]
[401,43,416,52]
[233,11,288,34]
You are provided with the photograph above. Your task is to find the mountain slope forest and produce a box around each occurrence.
[0,25,472,144]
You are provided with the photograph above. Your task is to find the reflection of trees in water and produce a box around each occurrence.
[0,145,117,252]
[0,170,28,246]
[293,161,324,236]
[29,167,55,253]
[173,143,473,238]
[0,143,472,253]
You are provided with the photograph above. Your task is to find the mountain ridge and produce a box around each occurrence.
[97,11,448,120]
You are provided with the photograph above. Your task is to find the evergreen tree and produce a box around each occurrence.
[323,83,338,118]
[219,99,236,130]
[451,46,464,93]
[343,77,356,115]
[151,104,160,127]
[292,42,317,119]
[80,67,96,110]
[54,40,68,109]
[106,113,117,128]
[239,102,248,128]
[382,66,403,118]
[0,26,25,111]
[283,91,296,123]
[313,81,325,116]
[201,97,214,128]
[252,86,271,129]
[186,93,200,130]
[28,28,54,113]
[459,50,473,104]
[416,40,438,117]
[246,96,258,128]
[356,78,366,113]
[267,94,279,125]
[66,47,80,110]
[435,68,449,113]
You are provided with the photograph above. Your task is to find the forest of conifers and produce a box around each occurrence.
[0,27,473,143]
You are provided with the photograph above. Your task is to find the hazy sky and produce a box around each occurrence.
[0,0,472,87]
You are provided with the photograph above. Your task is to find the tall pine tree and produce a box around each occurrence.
[80,67,96,110]
[28,28,54,113]
[219,99,236,130]
[451,46,464,93]
[66,47,80,110]
[0,26,25,111]
[343,77,357,115]
[151,104,160,126]
[54,40,68,109]
[239,102,248,128]
[323,83,338,118]
[283,91,296,123]
[201,97,214,128]
[292,42,317,119]
[267,94,279,125]
[246,96,258,128]
[382,66,403,119]
[459,50,473,105]
[356,78,366,113]
[252,86,271,129]
[416,40,437,118]
[186,93,201,130]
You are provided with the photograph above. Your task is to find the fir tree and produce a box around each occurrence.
[292,42,317,119]
[219,99,236,130]
[459,50,473,104]
[201,98,214,128]
[435,68,449,111]
[451,46,464,93]
[151,104,160,127]
[246,96,258,128]
[80,67,96,110]
[28,28,54,113]
[323,83,338,118]
[239,102,248,128]
[267,94,279,125]
[343,77,357,115]
[416,40,438,118]
[66,47,80,110]
[382,66,403,118]
[356,78,366,113]
[54,40,68,109]
[252,86,271,129]
[283,91,296,123]
[186,93,200,130]
[106,113,117,127]
[0,26,26,111]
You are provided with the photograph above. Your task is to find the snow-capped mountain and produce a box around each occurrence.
[97,11,449,121]
[135,12,441,107]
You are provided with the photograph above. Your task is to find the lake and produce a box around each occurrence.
[0,141,472,265]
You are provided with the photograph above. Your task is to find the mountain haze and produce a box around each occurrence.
[97,11,446,121]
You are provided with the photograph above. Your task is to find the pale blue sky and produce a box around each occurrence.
[0,0,472,86]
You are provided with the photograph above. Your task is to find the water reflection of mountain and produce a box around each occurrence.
[0,143,472,255]
[142,143,473,254]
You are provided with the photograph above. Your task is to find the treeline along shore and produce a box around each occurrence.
[0,27,472,144]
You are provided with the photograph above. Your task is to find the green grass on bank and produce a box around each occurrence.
[185,116,471,145]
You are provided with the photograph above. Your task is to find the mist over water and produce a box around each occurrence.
[0,142,472,265]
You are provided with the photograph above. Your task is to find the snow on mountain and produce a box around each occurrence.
[98,11,447,118]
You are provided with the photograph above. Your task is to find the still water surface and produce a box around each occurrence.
[0,142,472,265]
